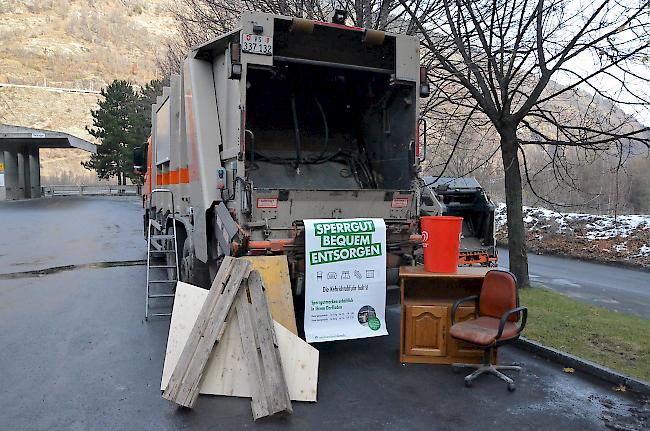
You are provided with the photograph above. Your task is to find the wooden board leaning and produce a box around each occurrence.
[162,257,251,407]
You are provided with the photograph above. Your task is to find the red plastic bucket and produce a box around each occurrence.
[421,216,463,273]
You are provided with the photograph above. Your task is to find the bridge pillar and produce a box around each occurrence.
[3,150,20,200]
[29,147,40,198]
[17,149,27,199]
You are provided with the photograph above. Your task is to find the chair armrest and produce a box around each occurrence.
[451,295,479,325]
[496,306,528,340]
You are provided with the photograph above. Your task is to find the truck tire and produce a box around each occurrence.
[180,236,210,288]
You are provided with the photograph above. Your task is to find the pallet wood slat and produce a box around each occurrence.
[162,257,251,407]
[238,271,293,419]
[249,271,292,416]
[236,286,269,417]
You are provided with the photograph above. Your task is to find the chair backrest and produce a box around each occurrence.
[479,270,519,322]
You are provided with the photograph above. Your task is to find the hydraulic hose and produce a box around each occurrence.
[310,97,330,162]
[290,92,301,169]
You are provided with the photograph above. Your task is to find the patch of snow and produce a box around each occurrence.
[496,204,650,240]
[496,204,650,262]
[635,245,650,257]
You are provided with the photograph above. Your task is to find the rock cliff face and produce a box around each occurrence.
[0,0,173,183]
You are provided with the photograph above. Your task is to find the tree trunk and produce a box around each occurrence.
[500,132,530,288]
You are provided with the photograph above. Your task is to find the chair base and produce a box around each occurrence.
[452,349,521,391]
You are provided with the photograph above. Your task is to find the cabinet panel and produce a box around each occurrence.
[448,306,484,358]
[404,305,447,357]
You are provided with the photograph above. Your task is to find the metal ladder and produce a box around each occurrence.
[145,189,179,320]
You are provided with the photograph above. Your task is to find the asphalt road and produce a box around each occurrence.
[1,196,648,430]
[0,196,144,274]
[498,248,650,319]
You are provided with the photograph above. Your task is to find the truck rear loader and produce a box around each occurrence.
[137,11,429,293]
[420,177,498,266]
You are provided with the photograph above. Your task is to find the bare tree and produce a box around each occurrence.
[400,0,650,286]
[160,0,650,286]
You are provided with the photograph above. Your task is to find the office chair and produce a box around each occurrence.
[449,269,528,391]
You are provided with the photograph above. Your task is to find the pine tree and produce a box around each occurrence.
[83,80,141,185]
[136,79,165,139]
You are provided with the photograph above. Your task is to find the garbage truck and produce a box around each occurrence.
[135,10,429,290]
[420,176,498,266]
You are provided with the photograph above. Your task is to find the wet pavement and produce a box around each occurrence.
[0,196,144,274]
[1,196,648,430]
[498,248,650,319]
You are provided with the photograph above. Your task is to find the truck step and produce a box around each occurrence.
[148,293,175,298]
[151,234,174,240]
[149,265,177,269]
[149,249,176,253]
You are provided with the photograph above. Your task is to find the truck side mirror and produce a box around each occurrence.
[419,66,430,98]
[133,145,146,175]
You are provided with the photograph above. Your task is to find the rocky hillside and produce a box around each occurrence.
[0,0,174,183]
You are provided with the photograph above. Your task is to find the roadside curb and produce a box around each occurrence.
[515,337,650,395]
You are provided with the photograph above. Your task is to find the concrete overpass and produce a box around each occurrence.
[0,124,96,200]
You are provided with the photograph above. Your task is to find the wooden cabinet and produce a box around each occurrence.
[404,305,447,357]
[399,266,495,365]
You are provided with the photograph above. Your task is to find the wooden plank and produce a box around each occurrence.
[238,271,292,419]
[242,256,297,335]
[162,257,251,407]
[161,282,318,401]
[248,270,292,417]
[236,285,269,418]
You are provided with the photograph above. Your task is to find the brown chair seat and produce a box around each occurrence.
[449,316,519,346]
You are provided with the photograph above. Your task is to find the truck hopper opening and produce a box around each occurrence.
[245,62,416,191]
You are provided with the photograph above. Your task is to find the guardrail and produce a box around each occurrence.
[0,82,102,95]
[42,185,141,196]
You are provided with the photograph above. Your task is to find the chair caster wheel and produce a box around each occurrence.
[464,378,473,388]
[507,383,516,392]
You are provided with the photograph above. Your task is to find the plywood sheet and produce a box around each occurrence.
[242,255,297,335]
[162,281,318,402]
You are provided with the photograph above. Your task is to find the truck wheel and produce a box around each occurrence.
[180,236,210,288]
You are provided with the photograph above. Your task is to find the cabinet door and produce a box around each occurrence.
[448,306,484,358]
[404,305,447,357]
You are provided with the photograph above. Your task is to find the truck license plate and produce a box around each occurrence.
[242,34,273,56]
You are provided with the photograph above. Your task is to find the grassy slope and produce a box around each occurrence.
[520,287,650,382]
